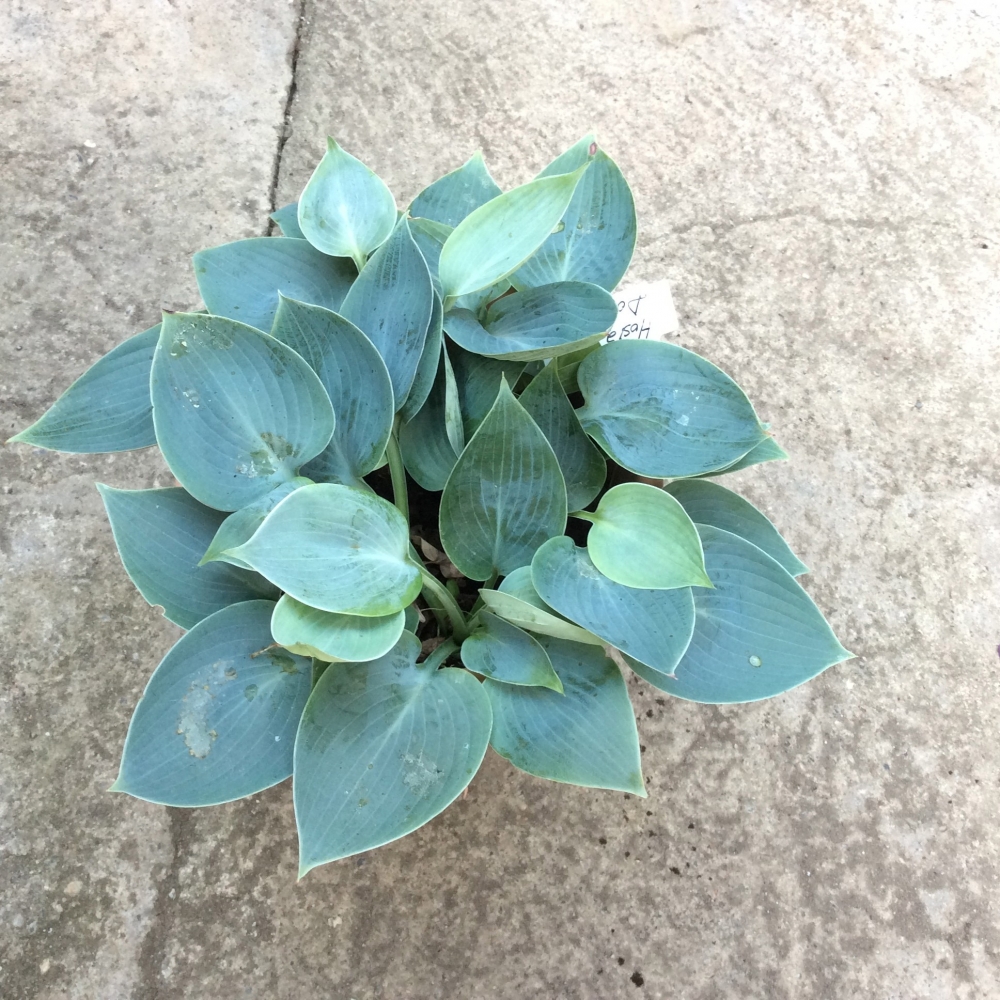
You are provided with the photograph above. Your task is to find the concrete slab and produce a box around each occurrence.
[3,1,1000,998]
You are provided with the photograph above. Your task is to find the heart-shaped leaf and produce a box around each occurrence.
[531,536,696,677]
[400,292,444,423]
[511,139,636,292]
[447,343,525,439]
[151,313,335,511]
[576,482,712,590]
[625,525,851,703]
[193,237,355,333]
[398,345,463,491]
[200,478,312,569]
[576,340,768,478]
[270,202,305,238]
[270,595,406,663]
[98,485,278,629]
[339,218,434,408]
[10,324,159,453]
[409,152,503,228]
[297,138,397,268]
[111,601,311,806]
[461,612,563,691]
[518,360,606,510]
[438,165,588,304]
[485,635,644,794]
[226,483,421,616]
[269,297,393,487]
[478,567,603,646]
[443,281,617,361]
[440,379,567,580]
[294,631,492,873]
[665,479,808,576]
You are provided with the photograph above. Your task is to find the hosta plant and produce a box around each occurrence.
[10,136,850,876]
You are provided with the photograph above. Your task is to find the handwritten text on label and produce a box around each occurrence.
[603,279,679,344]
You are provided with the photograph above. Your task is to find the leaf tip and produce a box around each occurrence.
[834,643,856,664]
[297,854,322,880]
[6,427,32,446]
[628,775,649,798]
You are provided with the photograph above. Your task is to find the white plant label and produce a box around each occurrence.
[603,279,679,344]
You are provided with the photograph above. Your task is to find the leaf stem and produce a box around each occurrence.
[419,567,469,642]
[422,639,458,671]
[385,423,409,523]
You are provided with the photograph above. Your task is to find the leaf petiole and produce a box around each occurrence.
[385,421,409,523]
[419,567,469,642]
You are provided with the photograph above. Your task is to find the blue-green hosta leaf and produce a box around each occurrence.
[443,281,616,362]
[9,325,159,453]
[398,345,463,491]
[461,612,563,691]
[340,218,434,408]
[399,292,443,423]
[576,482,711,590]
[193,238,355,333]
[270,595,405,663]
[697,436,789,477]
[412,226,512,319]
[479,580,604,647]
[269,297,393,486]
[98,485,277,629]
[665,479,808,576]
[512,139,636,292]
[408,217,452,296]
[625,525,850,703]
[409,152,503,228]
[297,138,397,268]
[518,361,606,510]
[271,202,305,238]
[576,340,768,478]
[531,536,696,677]
[294,631,492,873]
[447,342,525,439]
[440,380,567,581]
[151,313,334,511]
[438,165,588,304]
[226,483,421,616]
[452,279,512,317]
[479,566,604,646]
[553,342,601,395]
[485,635,644,794]
[200,478,312,569]
[111,601,311,806]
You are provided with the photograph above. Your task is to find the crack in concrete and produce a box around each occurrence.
[266,0,308,234]
[134,808,193,1000]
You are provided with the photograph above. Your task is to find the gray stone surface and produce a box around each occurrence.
[2,1,999,998]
